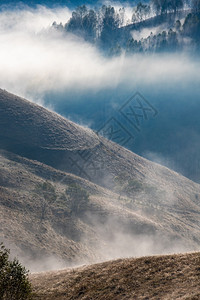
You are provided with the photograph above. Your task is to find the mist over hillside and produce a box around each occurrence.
[1,89,200,273]
[1,0,200,283]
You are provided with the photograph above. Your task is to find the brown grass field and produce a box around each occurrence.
[31,252,200,299]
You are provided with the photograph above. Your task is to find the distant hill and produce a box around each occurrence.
[31,252,200,299]
[1,89,200,270]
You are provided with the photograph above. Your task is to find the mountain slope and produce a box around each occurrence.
[115,10,191,47]
[0,88,199,191]
[31,252,200,299]
[0,89,98,151]
[0,149,160,271]
[1,89,200,270]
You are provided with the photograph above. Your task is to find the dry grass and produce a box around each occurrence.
[0,150,162,270]
[30,252,200,299]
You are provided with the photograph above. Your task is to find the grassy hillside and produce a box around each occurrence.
[1,89,200,270]
[0,149,160,271]
[31,252,200,299]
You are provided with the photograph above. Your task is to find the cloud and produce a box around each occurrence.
[0,6,199,103]
[0,5,71,32]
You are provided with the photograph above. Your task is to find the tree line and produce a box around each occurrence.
[52,1,200,54]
